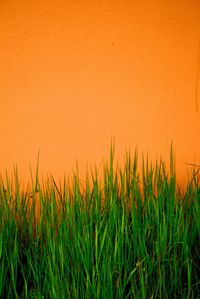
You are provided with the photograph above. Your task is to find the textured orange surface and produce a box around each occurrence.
[0,1,200,186]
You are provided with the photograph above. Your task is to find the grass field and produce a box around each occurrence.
[0,144,199,298]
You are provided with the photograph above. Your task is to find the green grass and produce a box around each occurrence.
[0,144,199,298]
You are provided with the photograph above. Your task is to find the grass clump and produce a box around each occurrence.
[0,144,199,298]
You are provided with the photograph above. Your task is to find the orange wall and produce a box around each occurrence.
[0,1,200,186]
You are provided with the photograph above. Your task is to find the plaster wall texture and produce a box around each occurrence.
[0,0,200,186]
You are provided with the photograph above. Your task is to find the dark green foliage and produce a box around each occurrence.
[0,144,199,298]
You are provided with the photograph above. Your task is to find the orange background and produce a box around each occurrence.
[0,1,200,187]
